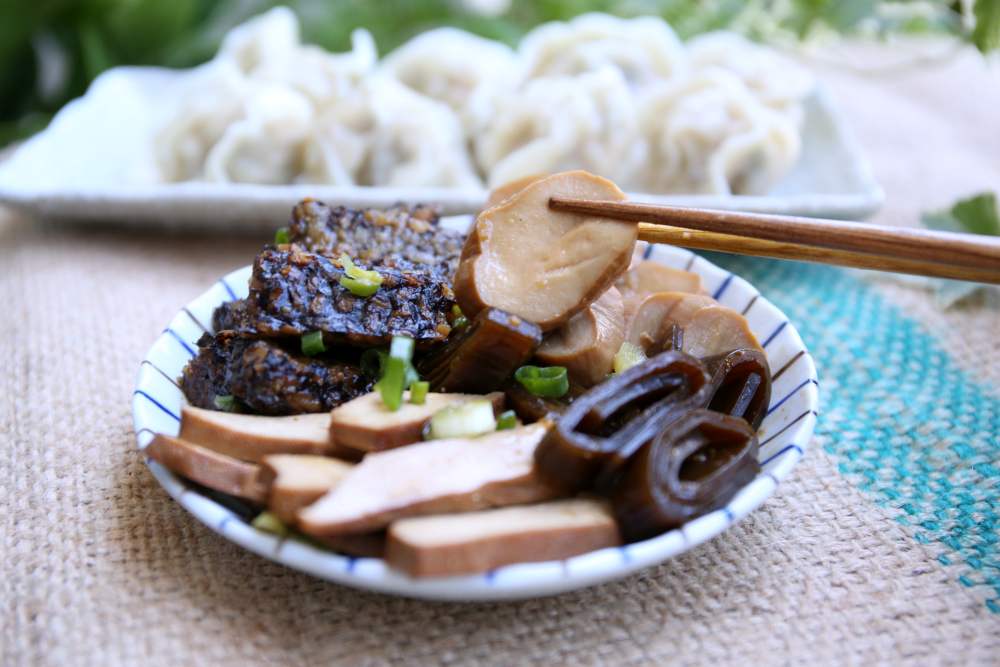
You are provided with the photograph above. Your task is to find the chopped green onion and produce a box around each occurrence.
[613,342,646,374]
[451,304,464,317]
[409,381,429,405]
[251,511,289,537]
[274,227,290,244]
[514,365,569,398]
[425,400,497,440]
[496,409,517,430]
[452,315,468,330]
[376,335,415,411]
[213,395,237,412]
[339,254,383,297]
[301,330,326,356]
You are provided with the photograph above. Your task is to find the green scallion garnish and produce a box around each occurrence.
[251,511,289,537]
[274,227,290,244]
[213,395,237,412]
[376,335,415,411]
[409,380,429,405]
[425,400,497,440]
[301,330,326,356]
[452,316,468,329]
[496,409,517,430]
[514,365,569,398]
[339,254,383,297]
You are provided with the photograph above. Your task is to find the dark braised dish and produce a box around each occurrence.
[153,171,773,578]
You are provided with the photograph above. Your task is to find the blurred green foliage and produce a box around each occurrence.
[0,0,995,146]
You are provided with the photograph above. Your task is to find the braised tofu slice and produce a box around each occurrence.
[180,406,347,462]
[386,498,621,577]
[297,423,556,536]
[329,391,505,452]
[260,455,354,524]
[145,434,267,503]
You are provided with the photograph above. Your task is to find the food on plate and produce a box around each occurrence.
[180,332,371,415]
[284,199,464,275]
[702,348,772,429]
[248,247,455,347]
[259,455,353,523]
[454,171,637,330]
[297,423,556,536]
[418,308,542,392]
[535,287,625,386]
[534,351,712,491]
[617,261,704,322]
[150,170,774,578]
[179,406,340,461]
[328,390,504,452]
[386,498,621,577]
[152,8,812,195]
[146,434,268,503]
[611,409,759,541]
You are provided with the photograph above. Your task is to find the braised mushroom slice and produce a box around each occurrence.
[627,292,716,354]
[680,305,763,359]
[617,262,704,322]
[484,174,547,209]
[454,170,637,331]
[535,287,625,387]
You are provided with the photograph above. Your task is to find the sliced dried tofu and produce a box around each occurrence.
[260,455,354,524]
[386,498,621,577]
[179,406,358,462]
[454,171,637,331]
[329,390,504,452]
[297,423,556,536]
[145,434,267,503]
[535,287,625,386]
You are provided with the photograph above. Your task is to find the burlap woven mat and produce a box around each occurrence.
[2,44,998,665]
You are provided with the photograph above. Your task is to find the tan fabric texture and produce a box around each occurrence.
[2,43,1000,666]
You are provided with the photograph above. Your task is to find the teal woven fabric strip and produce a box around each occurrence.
[708,253,1000,614]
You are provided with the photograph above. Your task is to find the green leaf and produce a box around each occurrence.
[973,0,1000,53]
[920,192,999,307]
[922,192,1000,237]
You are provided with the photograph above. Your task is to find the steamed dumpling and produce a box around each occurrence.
[638,68,801,195]
[203,80,313,184]
[475,67,645,188]
[217,7,376,108]
[379,28,518,135]
[687,32,814,116]
[519,13,686,87]
[365,78,482,188]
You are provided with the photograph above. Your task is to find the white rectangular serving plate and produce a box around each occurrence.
[0,66,882,228]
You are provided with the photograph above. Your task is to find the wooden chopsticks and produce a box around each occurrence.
[548,197,1000,284]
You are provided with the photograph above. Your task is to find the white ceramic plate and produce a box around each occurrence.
[131,219,819,601]
[3,65,880,226]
